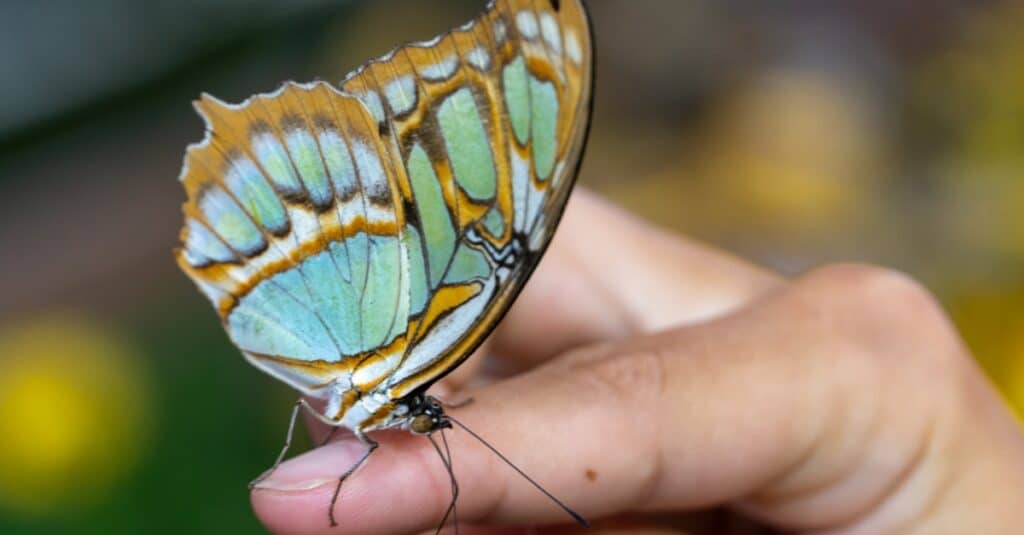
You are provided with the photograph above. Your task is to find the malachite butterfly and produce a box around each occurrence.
[175,0,593,527]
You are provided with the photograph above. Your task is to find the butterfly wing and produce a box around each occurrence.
[175,0,593,402]
[339,0,593,400]
[177,83,417,395]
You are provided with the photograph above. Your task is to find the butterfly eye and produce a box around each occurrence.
[411,414,434,434]
[549,0,561,11]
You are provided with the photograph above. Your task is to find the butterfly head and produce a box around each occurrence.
[407,395,451,435]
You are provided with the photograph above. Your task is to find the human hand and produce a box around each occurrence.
[251,189,1024,534]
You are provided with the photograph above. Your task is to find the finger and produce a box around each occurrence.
[419,189,783,391]
[491,189,782,365]
[432,341,493,393]
[253,265,1024,533]
[254,269,807,534]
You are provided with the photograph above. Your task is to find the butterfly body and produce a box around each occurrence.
[177,0,592,449]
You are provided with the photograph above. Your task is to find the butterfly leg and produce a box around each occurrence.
[327,431,378,527]
[319,426,340,447]
[428,428,460,535]
[250,397,333,489]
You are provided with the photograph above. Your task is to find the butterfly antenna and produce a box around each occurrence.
[427,431,459,534]
[441,428,460,532]
[445,415,589,527]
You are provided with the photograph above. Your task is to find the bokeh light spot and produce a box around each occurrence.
[0,313,150,516]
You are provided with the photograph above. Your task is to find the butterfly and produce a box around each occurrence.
[175,0,593,528]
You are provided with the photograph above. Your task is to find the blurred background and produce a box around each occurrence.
[1,0,1022,532]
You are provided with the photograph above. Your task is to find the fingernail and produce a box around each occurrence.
[252,439,366,492]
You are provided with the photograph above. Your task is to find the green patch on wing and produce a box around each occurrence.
[438,88,497,201]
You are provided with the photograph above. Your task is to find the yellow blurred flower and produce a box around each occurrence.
[695,69,885,236]
[599,68,888,243]
[945,286,1024,420]
[0,313,149,515]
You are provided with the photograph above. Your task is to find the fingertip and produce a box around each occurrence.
[250,433,463,534]
[248,391,595,534]
[252,486,330,535]
[250,440,372,534]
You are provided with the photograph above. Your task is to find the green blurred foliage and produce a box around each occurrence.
[0,303,309,534]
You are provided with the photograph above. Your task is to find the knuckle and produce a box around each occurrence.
[573,349,666,501]
[577,350,666,412]
[794,266,981,478]
[796,263,969,371]
[803,263,934,309]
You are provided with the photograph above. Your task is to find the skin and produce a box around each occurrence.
[251,189,1024,534]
